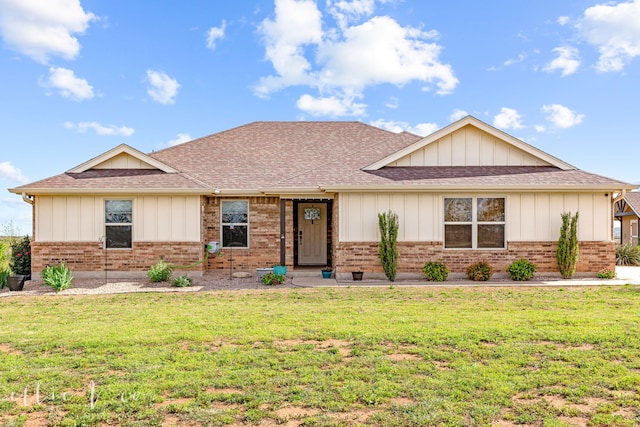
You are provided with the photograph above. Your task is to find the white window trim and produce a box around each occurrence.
[221,199,250,249]
[443,196,506,250]
[104,198,133,250]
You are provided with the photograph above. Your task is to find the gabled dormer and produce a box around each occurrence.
[67,144,179,173]
[364,116,575,170]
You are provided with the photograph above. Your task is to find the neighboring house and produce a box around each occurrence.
[9,116,637,279]
[614,192,640,246]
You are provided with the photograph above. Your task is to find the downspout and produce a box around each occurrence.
[22,193,34,205]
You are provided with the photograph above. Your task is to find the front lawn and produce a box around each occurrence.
[1,286,639,426]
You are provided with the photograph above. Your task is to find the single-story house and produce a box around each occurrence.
[614,192,640,245]
[9,116,637,279]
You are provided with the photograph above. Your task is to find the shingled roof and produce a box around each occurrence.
[9,119,637,196]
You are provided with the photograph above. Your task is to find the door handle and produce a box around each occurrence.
[299,230,302,246]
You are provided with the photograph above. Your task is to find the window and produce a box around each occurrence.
[221,200,248,248]
[444,197,505,249]
[105,200,132,249]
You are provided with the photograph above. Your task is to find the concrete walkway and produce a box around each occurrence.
[292,266,640,288]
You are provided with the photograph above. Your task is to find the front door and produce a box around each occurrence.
[632,220,638,245]
[297,203,327,265]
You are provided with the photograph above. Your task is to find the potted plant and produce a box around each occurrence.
[273,265,287,275]
[11,236,31,280]
[321,266,332,279]
[256,266,274,280]
[6,237,30,291]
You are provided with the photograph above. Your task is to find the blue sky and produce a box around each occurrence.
[1,0,640,235]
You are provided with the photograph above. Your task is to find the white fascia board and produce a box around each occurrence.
[67,144,179,173]
[363,116,576,171]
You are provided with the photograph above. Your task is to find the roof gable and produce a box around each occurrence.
[364,116,575,170]
[625,192,640,215]
[67,144,179,173]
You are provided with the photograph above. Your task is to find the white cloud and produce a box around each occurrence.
[206,20,226,50]
[0,161,28,183]
[370,119,438,136]
[167,133,192,147]
[296,93,366,116]
[543,46,581,76]
[64,121,135,136]
[146,70,180,104]
[450,109,468,122]
[0,0,96,63]
[542,104,584,128]
[577,0,640,72]
[42,67,94,100]
[493,108,524,130]
[328,0,375,29]
[385,96,399,109]
[558,16,570,26]
[255,0,458,116]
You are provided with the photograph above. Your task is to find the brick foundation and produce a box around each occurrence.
[334,240,615,275]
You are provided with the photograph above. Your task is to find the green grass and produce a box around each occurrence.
[1,286,639,426]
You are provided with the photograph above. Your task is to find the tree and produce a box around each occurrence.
[557,211,579,278]
[378,210,399,282]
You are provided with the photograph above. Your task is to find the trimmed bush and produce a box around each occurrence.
[466,261,493,281]
[616,244,640,266]
[147,259,173,282]
[172,274,192,287]
[422,261,449,282]
[597,268,616,279]
[506,258,537,281]
[41,262,73,292]
[261,272,286,286]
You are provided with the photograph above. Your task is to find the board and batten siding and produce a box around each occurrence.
[389,126,549,167]
[35,195,201,242]
[93,152,155,169]
[339,192,611,243]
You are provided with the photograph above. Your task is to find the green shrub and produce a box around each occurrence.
[422,261,449,282]
[616,244,640,266]
[557,211,579,278]
[147,259,173,282]
[466,261,493,281]
[597,268,616,279]
[378,211,399,282]
[506,258,537,281]
[172,274,192,287]
[41,262,73,292]
[261,272,286,286]
[0,240,9,289]
[0,268,8,289]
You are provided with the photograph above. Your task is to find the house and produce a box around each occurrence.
[614,192,640,245]
[9,116,637,279]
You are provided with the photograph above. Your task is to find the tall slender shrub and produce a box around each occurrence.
[378,210,399,282]
[557,211,579,278]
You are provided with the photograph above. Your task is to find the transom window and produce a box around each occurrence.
[105,200,132,249]
[444,197,505,249]
[221,200,249,248]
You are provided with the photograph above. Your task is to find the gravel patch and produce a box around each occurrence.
[0,270,298,298]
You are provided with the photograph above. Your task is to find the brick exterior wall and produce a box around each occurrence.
[203,196,284,271]
[32,241,204,272]
[30,193,614,276]
[334,240,615,275]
